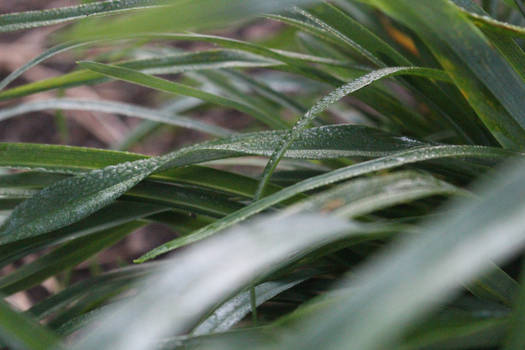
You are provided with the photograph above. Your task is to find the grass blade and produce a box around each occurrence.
[254,66,452,199]
[0,48,281,101]
[0,222,143,295]
[63,0,323,40]
[360,0,525,148]
[0,299,62,350]
[70,214,353,350]
[273,156,525,350]
[0,0,164,32]
[0,98,232,137]
[193,275,309,335]
[0,124,425,244]
[285,171,466,218]
[78,61,288,129]
[138,144,516,262]
[502,258,525,349]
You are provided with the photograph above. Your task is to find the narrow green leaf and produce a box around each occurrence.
[29,264,154,320]
[63,0,323,40]
[400,311,506,350]
[0,157,162,244]
[255,66,452,198]
[70,214,353,350]
[0,201,167,268]
[78,61,288,129]
[468,264,518,306]
[138,144,516,262]
[275,157,525,350]
[285,171,466,218]
[0,98,232,137]
[0,144,273,198]
[0,221,143,295]
[303,3,413,66]
[0,124,425,244]
[0,0,164,32]
[0,48,282,101]
[359,0,525,148]
[193,276,308,335]
[502,258,525,349]
[0,298,62,350]
[0,41,94,91]
[452,0,525,82]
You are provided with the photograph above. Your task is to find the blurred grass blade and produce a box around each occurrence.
[0,222,143,295]
[138,144,516,262]
[503,258,525,349]
[514,0,525,17]
[0,48,282,101]
[70,214,353,350]
[0,0,164,32]
[0,41,94,91]
[469,264,518,305]
[0,298,62,350]
[193,276,308,335]
[301,3,413,66]
[63,0,323,40]
[0,98,232,137]
[28,264,154,320]
[401,311,507,350]
[223,70,308,115]
[78,61,288,129]
[275,157,525,350]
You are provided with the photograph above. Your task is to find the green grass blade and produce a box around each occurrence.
[0,41,95,91]
[0,222,143,295]
[400,312,506,350]
[78,61,288,129]
[223,70,308,115]
[125,182,243,217]
[138,144,516,262]
[273,157,525,350]
[0,201,167,268]
[304,3,413,66]
[0,0,163,32]
[63,0,322,40]
[0,157,161,244]
[360,0,525,148]
[0,124,425,245]
[0,299,62,349]
[193,276,308,335]
[0,176,243,219]
[468,264,519,305]
[0,144,269,198]
[0,124,418,195]
[255,66,452,198]
[29,264,153,320]
[0,98,232,137]
[189,70,290,128]
[502,258,525,349]
[452,0,525,82]
[70,214,353,350]
[285,171,466,218]
[0,48,280,101]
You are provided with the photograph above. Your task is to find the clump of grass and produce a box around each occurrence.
[1,0,525,349]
